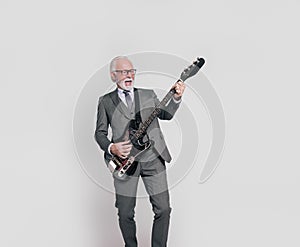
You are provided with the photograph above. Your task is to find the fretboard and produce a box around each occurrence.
[134,87,177,139]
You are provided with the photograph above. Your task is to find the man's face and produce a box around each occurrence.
[111,58,135,91]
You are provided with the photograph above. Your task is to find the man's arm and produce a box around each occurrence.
[94,96,111,153]
[94,96,132,158]
[153,80,186,120]
[153,92,180,120]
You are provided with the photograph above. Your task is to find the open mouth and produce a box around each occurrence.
[124,79,132,86]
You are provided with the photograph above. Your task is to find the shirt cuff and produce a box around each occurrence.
[172,96,182,104]
[107,143,113,155]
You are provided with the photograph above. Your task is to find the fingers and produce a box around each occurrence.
[115,140,132,158]
[174,80,186,96]
[120,140,132,150]
[121,140,132,145]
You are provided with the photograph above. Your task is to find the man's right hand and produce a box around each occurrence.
[110,140,132,159]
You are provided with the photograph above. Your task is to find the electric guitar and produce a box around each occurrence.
[106,57,205,180]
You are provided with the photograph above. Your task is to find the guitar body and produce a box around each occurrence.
[105,118,152,180]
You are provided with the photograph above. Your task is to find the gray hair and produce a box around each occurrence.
[109,56,132,72]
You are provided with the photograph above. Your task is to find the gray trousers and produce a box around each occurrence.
[113,156,171,247]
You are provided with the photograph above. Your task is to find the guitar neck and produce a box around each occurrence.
[132,57,205,140]
[134,86,177,139]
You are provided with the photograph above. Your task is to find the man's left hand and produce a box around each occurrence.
[173,80,186,100]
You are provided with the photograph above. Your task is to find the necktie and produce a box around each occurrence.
[123,90,133,111]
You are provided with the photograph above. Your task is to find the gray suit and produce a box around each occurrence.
[95,87,181,247]
[95,87,180,163]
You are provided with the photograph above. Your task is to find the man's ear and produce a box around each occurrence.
[110,72,116,82]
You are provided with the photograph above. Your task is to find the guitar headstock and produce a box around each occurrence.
[180,57,205,82]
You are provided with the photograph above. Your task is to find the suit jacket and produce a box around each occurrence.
[94,87,180,163]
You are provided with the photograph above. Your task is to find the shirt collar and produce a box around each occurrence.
[117,87,134,95]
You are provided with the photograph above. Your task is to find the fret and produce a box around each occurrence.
[133,88,176,139]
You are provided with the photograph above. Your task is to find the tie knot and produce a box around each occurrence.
[123,90,130,96]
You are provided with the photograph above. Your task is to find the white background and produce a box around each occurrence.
[1,0,300,246]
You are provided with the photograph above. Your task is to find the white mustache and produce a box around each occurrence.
[116,78,133,84]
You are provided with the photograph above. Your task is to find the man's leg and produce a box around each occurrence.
[141,157,172,247]
[114,170,140,247]
[149,190,171,247]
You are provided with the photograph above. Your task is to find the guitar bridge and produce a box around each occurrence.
[117,156,135,177]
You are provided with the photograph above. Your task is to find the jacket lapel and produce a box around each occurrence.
[109,88,131,119]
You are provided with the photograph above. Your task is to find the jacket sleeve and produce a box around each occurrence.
[94,96,111,153]
[152,90,181,120]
